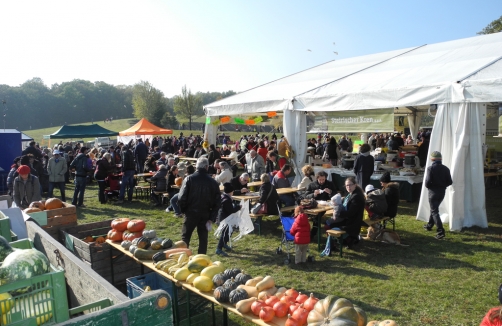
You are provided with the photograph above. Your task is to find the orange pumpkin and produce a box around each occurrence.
[45,198,64,210]
[83,235,95,243]
[122,231,143,241]
[29,201,46,211]
[107,229,123,242]
[24,207,41,214]
[127,219,146,232]
[111,218,130,232]
[95,236,106,244]
[175,177,183,186]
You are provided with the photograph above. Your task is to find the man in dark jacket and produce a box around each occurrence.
[178,158,221,254]
[379,172,400,218]
[423,151,452,240]
[22,141,42,160]
[229,173,250,196]
[117,145,136,204]
[305,171,335,201]
[69,147,89,207]
[134,139,149,173]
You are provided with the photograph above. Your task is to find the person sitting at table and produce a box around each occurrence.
[150,164,169,207]
[193,144,206,158]
[215,161,233,185]
[266,151,280,175]
[257,173,280,214]
[156,152,167,167]
[227,145,239,177]
[207,144,221,166]
[257,141,268,163]
[221,144,231,156]
[215,183,241,256]
[230,173,250,196]
[327,176,365,248]
[144,155,157,173]
[379,172,400,219]
[305,171,335,201]
[298,165,315,196]
[272,164,296,207]
[165,165,179,211]
[246,149,265,181]
[207,159,221,176]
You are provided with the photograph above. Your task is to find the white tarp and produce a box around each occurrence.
[416,102,488,231]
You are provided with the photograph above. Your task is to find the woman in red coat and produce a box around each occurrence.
[289,206,311,264]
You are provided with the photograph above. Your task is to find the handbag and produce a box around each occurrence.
[250,185,273,214]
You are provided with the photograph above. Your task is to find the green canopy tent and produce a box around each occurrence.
[49,124,118,139]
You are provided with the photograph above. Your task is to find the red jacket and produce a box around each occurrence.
[480,308,502,326]
[257,147,268,163]
[289,213,311,245]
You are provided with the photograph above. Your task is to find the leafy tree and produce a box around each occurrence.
[478,15,502,34]
[160,112,178,129]
[173,85,202,130]
[131,81,167,124]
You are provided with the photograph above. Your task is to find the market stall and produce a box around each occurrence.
[203,33,502,231]
[118,118,172,144]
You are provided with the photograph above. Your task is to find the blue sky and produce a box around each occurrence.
[0,0,500,97]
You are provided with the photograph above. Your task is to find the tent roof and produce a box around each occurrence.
[204,33,502,116]
[49,124,118,139]
[118,118,173,136]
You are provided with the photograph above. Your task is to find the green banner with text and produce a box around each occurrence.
[309,109,394,133]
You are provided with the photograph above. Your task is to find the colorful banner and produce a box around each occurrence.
[309,109,394,133]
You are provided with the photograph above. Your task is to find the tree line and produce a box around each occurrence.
[0,77,235,131]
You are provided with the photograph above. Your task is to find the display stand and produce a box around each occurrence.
[106,240,289,326]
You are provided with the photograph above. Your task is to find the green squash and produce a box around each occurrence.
[229,288,248,305]
[0,249,50,286]
[161,238,173,249]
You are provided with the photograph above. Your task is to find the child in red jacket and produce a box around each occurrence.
[289,206,311,264]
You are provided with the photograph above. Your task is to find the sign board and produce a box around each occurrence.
[309,109,394,133]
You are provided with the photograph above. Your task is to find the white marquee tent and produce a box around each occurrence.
[204,32,502,231]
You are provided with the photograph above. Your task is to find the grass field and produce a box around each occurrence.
[47,174,502,326]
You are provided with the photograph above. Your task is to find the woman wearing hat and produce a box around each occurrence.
[13,165,42,209]
[423,151,452,240]
[215,183,241,256]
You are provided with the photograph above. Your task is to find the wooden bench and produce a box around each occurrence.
[134,185,151,199]
[280,206,296,213]
[249,213,266,235]
[326,229,347,257]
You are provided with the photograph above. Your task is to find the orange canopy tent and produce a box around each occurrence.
[119,118,173,136]
[117,118,173,145]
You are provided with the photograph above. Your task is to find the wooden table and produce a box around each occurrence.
[135,172,154,178]
[177,156,198,162]
[106,240,288,326]
[232,187,302,201]
[304,205,333,251]
[484,172,502,188]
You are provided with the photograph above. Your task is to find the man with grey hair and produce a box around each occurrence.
[245,149,265,181]
[178,157,221,254]
[229,173,250,196]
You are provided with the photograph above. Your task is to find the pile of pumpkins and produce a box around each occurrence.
[23,198,65,214]
[107,218,146,242]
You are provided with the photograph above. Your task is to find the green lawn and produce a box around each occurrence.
[53,176,502,326]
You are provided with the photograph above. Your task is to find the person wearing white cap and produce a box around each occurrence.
[423,151,452,240]
[47,150,67,202]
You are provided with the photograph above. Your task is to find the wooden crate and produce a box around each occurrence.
[27,203,78,240]
[60,220,145,285]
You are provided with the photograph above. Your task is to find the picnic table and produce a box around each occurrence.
[232,187,303,201]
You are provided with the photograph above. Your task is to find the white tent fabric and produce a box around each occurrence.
[416,103,487,231]
[294,33,502,111]
[204,47,419,116]
[204,33,502,231]
[283,109,307,186]
[407,111,425,141]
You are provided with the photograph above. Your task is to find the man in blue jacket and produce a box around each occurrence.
[423,151,452,240]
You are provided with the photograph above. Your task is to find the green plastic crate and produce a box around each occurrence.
[0,240,70,325]
[0,213,13,242]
